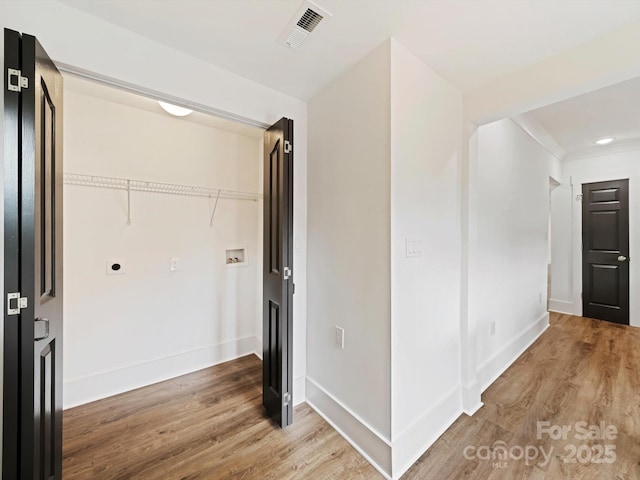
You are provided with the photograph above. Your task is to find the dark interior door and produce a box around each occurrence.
[263,118,294,428]
[3,29,64,479]
[582,179,629,325]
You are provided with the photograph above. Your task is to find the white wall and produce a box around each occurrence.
[0,0,307,410]
[389,40,463,477]
[307,39,465,480]
[62,80,263,407]
[306,41,392,475]
[470,118,553,391]
[550,147,640,327]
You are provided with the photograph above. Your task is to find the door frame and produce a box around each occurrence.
[52,66,297,419]
[3,54,298,474]
[570,174,637,326]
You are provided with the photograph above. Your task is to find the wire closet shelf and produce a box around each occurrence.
[63,173,261,201]
[63,173,262,226]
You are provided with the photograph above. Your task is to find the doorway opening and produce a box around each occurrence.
[3,28,294,478]
[548,177,560,312]
[62,74,266,407]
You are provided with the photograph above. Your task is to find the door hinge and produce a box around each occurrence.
[283,267,292,280]
[7,292,28,315]
[283,392,291,406]
[7,69,29,92]
[284,140,292,154]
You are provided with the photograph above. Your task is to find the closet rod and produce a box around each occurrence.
[63,173,261,202]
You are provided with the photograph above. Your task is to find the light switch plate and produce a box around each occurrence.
[405,237,423,258]
[170,257,180,272]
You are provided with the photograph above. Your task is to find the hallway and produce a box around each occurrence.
[403,313,640,479]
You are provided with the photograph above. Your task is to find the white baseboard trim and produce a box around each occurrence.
[391,385,462,480]
[64,336,259,409]
[478,312,549,392]
[549,299,576,315]
[461,380,483,416]
[253,337,263,361]
[293,375,306,406]
[305,377,392,479]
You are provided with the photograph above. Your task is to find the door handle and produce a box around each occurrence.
[618,255,628,262]
[34,318,50,341]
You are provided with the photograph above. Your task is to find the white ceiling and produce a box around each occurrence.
[60,0,640,100]
[529,76,640,157]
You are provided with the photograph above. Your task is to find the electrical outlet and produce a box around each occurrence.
[170,257,180,272]
[335,326,345,349]
[490,321,496,336]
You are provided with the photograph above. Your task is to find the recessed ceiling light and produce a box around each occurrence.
[594,137,614,145]
[158,101,193,117]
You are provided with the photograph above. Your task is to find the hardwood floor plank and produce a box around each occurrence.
[64,313,640,479]
[63,355,379,480]
[401,313,640,479]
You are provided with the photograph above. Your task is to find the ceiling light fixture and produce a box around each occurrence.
[158,101,193,117]
[594,137,614,145]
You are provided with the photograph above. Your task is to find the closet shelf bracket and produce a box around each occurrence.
[209,190,221,227]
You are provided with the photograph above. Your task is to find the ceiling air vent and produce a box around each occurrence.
[278,1,332,50]
[297,9,323,32]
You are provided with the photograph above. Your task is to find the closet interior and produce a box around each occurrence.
[62,75,264,408]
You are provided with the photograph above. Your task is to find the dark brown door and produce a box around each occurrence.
[263,118,294,428]
[582,179,629,325]
[3,29,64,479]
